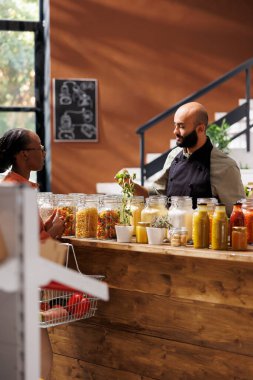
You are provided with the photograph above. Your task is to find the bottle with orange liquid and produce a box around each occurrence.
[229,202,245,246]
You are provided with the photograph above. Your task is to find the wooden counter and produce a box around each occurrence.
[49,239,253,380]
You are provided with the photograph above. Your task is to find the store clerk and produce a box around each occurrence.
[0,127,65,380]
[129,102,245,216]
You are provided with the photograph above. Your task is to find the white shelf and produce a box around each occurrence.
[0,185,109,380]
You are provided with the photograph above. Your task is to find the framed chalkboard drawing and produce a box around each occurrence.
[53,79,98,142]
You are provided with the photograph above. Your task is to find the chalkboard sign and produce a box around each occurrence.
[53,79,98,142]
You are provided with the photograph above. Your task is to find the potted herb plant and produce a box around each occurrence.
[114,170,136,242]
[146,215,172,245]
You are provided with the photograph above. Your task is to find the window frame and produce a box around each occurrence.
[0,0,50,191]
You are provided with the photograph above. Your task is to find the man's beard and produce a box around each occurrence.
[176,129,198,148]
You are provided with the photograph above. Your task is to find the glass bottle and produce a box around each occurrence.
[231,226,247,251]
[167,196,193,242]
[37,192,55,223]
[97,195,120,239]
[211,204,228,250]
[136,221,150,243]
[129,196,144,235]
[192,203,209,249]
[55,194,76,236]
[197,197,218,245]
[242,199,253,244]
[141,195,168,224]
[229,202,245,246]
[76,195,99,238]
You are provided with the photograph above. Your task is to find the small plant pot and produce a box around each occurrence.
[115,225,134,243]
[146,227,166,245]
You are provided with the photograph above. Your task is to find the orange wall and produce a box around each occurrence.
[50,0,253,194]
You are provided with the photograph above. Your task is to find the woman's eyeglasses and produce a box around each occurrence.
[24,145,46,152]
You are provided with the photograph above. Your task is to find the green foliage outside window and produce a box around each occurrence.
[206,119,231,154]
[0,0,38,134]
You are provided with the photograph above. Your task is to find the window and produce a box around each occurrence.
[0,0,49,190]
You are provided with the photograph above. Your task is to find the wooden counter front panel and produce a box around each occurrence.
[70,245,253,309]
[50,242,253,379]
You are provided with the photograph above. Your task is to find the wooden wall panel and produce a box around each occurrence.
[92,288,253,355]
[50,323,253,380]
[49,241,253,379]
[50,0,253,194]
[51,353,152,380]
[69,245,253,309]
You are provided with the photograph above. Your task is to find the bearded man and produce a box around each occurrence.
[131,102,245,215]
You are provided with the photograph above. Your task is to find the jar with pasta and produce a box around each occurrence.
[129,196,144,235]
[55,194,76,236]
[76,195,99,238]
[141,195,168,224]
[97,195,120,239]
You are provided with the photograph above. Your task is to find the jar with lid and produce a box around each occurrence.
[211,204,228,250]
[97,195,120,239]
[231,227,247,251]
[170,227,188,247]
[76,195,99,238]
[197,197,218,245]
[242,199,253,244]
[229,202,245,246]
[37,192,55,223]
[192,203,209,249]
[69,193,86,206]
[141,195,168,224]
[55,194,76,236]
[167,196,193,242]
[129,196,144,235]
[136,221,150,243]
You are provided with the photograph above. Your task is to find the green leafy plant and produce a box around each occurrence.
[206,119,231,154]
[150,215,172,229]
[115,170,136,225]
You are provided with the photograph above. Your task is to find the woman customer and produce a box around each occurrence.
[0,128,65,380]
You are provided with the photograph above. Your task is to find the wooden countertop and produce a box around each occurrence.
[65,237,253,263]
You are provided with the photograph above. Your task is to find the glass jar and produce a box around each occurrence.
[141,195,168,224]
[136,221,150,243]
[37,192,55,223]
[167,196,193,242]
[76,195,99,238]
[231,226,248,251]
[97,195,120,239]
[55,194,76,236]
[129,196,144,235]
[197,197,218,245]
[170,227,188,247]
[211,204,228,250]
[69,193,86,206]
[242,199,253,244]
[192,203,209,249]
[229,202,245,246]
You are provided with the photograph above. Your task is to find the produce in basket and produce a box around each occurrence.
[40,306,68,322]
[66,293,91,317]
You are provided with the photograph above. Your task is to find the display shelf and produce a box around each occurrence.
[0,185,108,380]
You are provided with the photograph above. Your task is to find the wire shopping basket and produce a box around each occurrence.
[39,243,104,328]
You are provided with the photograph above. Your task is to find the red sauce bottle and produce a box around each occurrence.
[230,202,245,246]
[242,200,253,244]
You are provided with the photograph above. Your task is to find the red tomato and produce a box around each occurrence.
[66,293,91,317]
[40,302,49,311]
